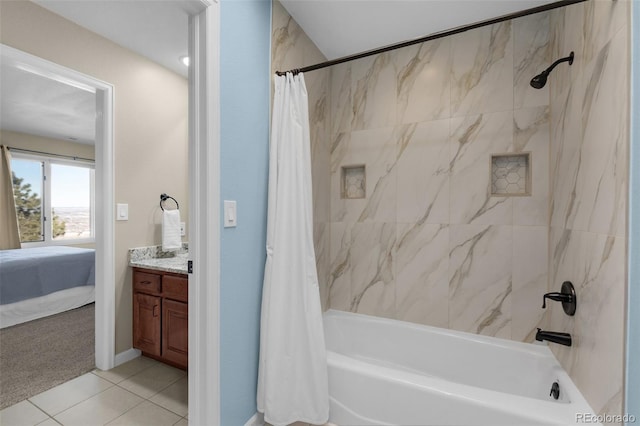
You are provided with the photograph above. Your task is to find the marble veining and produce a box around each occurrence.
[314,222,330,312]
[330,127,397,223]
[451,22,513,117]
[271,1,304,77]
[395,223,449,327]
[512,226,548,342]
[330,63,353,136]
[351,53,397,131]
[396,120,449,224]
[328,223,353,312]
[449,111,514,225]
[395,39,451,123]
[448,225,512,338]
[512,106,549,229]
[347,223,396,318]
[513,12,551,109]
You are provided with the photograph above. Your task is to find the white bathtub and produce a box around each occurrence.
[323,310,598,426]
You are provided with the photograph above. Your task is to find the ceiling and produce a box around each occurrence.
[32,0,202,78]
[1,0,202,145]
[4,0,560,145]
[279,0,559,60]
[0,59,96,144]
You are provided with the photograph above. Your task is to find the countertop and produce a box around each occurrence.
[128,244,188,275]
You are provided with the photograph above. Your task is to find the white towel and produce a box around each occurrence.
[162,209,181,251]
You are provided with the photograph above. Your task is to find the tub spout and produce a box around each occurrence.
[536,328,572,346]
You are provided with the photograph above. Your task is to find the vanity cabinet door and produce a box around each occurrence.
[133,293,161,356]
[162,299,188,368]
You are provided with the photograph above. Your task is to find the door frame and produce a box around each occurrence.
[2,2,221,421]
[187,1,221,425]
[0,44,116,371]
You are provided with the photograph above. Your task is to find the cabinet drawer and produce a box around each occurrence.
[163,275,188,302]
[133,271,161,294]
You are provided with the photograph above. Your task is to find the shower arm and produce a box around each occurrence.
[542,52,574,76]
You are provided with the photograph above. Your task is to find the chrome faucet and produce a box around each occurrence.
[535,328,572,346]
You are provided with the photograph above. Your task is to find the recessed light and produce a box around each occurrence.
[180,56,190,67]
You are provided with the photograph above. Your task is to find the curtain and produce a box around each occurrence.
[257,73,329,426]
[0,145,21,250]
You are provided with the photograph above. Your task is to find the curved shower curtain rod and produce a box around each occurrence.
[275,0,587,77]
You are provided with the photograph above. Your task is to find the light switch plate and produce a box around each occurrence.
[180,222,186,236]
[224,200,237,228]
[116,203,128,221]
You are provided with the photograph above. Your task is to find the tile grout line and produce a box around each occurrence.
[26,400,54,425]
[4,358,187,425]
[29,379,116,419]
[146,398,188,419]
[113,375,187,414]
[100,394,148,426]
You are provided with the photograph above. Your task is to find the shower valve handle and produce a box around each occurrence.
[542,292,572,309]
[541,281,577,316]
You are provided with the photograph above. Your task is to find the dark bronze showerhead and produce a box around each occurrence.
[530,51,574,89]
[530,71,548,89]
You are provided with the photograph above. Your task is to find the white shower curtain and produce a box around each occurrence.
[257,73,329,426]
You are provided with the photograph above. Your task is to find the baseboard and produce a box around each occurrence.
[244,412,264,426]
[114,348,142,367]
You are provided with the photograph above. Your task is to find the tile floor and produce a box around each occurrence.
[0,357,187,426]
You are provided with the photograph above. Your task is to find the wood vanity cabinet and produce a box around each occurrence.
[133,268,188,369]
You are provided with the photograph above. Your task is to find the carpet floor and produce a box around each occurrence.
[0,303,95,409]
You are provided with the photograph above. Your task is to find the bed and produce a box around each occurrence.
[0,246,95,328]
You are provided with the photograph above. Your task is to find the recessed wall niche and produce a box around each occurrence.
[341,165,366,199]
[491,153,531,196]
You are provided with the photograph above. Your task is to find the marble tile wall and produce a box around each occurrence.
[327,12,551,344]
[548,1,629,419]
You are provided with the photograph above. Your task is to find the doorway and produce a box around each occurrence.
[0,0,220,422]
[0,43,115,370]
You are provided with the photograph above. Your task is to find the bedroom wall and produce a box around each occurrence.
[0,130,96,249]
[0,130,95,160]
[0,1,189,354]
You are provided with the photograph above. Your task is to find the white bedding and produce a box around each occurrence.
[0,286,95,329]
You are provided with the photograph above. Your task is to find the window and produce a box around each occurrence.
[11,153,95,245]
[11,157,44,243]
